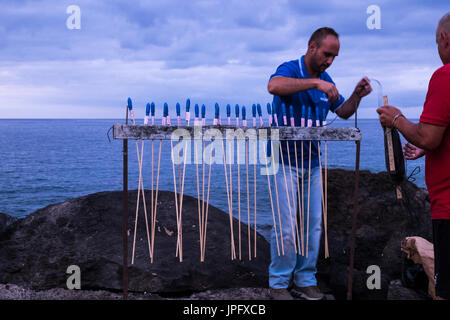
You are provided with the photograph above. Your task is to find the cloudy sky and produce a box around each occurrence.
[0,0,448,119]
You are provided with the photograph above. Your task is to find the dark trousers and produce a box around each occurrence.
[433,219,450,299]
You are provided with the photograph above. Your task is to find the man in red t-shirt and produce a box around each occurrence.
[377,12,450,300]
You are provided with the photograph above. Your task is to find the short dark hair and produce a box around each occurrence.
[308,27,339,47]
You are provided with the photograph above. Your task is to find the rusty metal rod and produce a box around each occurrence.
[122,106,129,300]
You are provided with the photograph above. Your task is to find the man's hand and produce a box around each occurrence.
[316,80,340,103]
[353,76,372,98]
[403,142,425,160]
[376,105,403,128]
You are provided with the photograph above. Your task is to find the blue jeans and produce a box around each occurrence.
[269,164,322,289]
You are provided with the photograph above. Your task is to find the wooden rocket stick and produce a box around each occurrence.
[200,139,207,262]
[171,137,182,260]
[202,140,207,261]
[229,139,234,260]
[172,113,181,261]
[322,109,329,258]
[200,105,207,261]
[299,105,306,256]
[246,136,251,260]
[279,104,297,254]
[177,103,182,197]
[283,143,297,254]
[176,138,188,262]
[141,105,153,262]
[151,139,154,255]
[222,137,236,260]
[131,138,151,264]
[150,104,170,262]
[294,140,302,256]
[288,105,301,254]
[202,138,213,262]
[262,140,280,256]
[316,106,329,258]
[242,105,251,260]
[300,141,305,255]
[324,141,329,258]
[253,137,257,258]
[195,130,203,261]
[253,103,261,259]
[149,102,156,259]
[306,106,313,258]
[383,95,403,200]
[317,141,328,257]
[150,138,162,263]
[138,141,152,261]
[129,102,151,264]
[237,133,242,260]
[236,105,243,260]
[271,111,285,255]
[178,148,182,191]
[176,100,190,259]
[236,141,242,260]
[306,140,311,258]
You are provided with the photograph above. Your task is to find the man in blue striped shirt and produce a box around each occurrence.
[267,27,372,300]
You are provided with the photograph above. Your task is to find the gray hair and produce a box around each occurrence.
[438,12,450,34]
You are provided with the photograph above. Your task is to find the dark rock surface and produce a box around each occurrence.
[0,213,18,234]
[0,169,432,300]
[316,169,432,300]
[0,190,270,293]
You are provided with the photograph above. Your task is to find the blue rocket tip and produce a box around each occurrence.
[289,105,294,118]
[315,106,320,121]
[127,97,132,110]
[176,102,181,116]
[201,104,206,118]
[257,103,262,117]
[307,106,311,118]
[302,105,306,117]
[163,103,169,117]
[281,103,286,116]
[271,102,276,115]
[195,104,199,117]
[146,103,150,116]
[235,104,239,117]
[226,104,231,117]
[252,104,256,117]
[215,103,220,118]
[242,106,246,120]
[266,102,271,115]
[151,102,155,116]
[186,98,191,112]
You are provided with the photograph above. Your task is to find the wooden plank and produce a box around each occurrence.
[112,123,362,141]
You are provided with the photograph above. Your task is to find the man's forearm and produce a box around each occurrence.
[336,92,361,119]
[268,76,319,96]
[394,117,434,151]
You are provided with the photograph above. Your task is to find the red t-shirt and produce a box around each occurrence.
[420,63,450,219]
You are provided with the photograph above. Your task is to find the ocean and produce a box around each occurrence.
[0,119,425,238]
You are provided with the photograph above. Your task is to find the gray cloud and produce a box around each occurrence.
[0,0,448,118]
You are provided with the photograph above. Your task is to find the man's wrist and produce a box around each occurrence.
[352,90,363,100]
[311,78,320,89]
[392,113,405,128]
